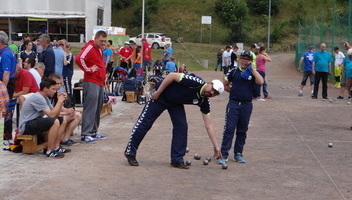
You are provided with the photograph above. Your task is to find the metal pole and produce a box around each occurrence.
[142,0,149,101]
[209,24,211,44]
[66,18,68,41]
[349,0,351,43]
[200,24,202,43]
[267,0,271,50]
[142,0,145,37]
[8,18,12,42]
[27,18,30,34]
[332,0,335,51]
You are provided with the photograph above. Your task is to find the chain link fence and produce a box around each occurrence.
[296,0,352,78]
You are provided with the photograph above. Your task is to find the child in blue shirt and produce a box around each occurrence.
[216,50,264,164]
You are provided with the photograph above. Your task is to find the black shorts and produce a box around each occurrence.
[23,117,64,136]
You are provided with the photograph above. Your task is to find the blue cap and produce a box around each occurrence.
[240,50,253,60]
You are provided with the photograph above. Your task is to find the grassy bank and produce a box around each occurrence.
[71,42,288,72]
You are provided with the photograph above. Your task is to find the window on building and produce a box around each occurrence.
[97,8,104,25]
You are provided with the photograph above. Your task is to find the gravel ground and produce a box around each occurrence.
[1,53,351,200]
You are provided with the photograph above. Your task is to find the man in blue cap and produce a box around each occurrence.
[217,50,264,164]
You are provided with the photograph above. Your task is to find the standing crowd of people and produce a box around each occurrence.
[111,40,176,78]
[0,31,99,158]
[298,42,352,101]
[215,43,272,101]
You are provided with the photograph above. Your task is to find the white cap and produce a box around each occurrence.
[211,80,224,94]
[347,48,352,56]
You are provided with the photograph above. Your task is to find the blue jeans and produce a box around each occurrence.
[220,100,253,159]
[215,60,222,70]
[143,60,152,71]
[133,63,141,69]
[254,70,266,98]
[263,75,269,97]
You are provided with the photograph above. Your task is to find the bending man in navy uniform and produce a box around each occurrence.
[216,50,264,164]
[125,73,224,169]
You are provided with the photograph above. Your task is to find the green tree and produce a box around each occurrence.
[112,0,133,9]
[247,0,279,16]
[214,0,249,42]
[129,0,159,28]
[130,7,150,28]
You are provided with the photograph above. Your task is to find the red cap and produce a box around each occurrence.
[141,38,147,42]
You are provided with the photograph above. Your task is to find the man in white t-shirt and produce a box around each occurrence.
[23,57,41,87]
[334,47,345,88]
[222,46,232,75]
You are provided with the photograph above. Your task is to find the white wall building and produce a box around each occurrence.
[0,0,111,42]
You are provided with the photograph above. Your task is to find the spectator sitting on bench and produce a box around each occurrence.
[18,78,70,158]
[49,73,82,146]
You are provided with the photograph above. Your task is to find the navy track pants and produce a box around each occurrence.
[125,97,188,163]
[220,100,253,159]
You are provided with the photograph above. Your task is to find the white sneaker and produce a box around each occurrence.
[256,98,266,102]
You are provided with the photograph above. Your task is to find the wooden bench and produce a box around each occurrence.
[16,134,47,154]
[125,91,138,103]
[75,102,112,118]
[100,103,112,118]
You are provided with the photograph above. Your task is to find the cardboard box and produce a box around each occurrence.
[126,91,137,102]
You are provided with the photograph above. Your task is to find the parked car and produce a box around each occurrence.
[129,33,172,49]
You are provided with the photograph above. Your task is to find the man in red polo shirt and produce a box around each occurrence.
[14,63,40,110]
[14,64,40,99]
[142,38,152,72]
[118,42,133,71]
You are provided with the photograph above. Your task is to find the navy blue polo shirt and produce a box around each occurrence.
[160,74,211,114]
[38,45,55,78]
[226,67,256,102]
